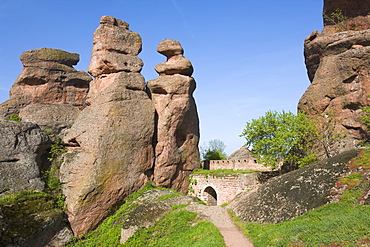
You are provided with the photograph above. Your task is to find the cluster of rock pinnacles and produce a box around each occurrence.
[0,16,199,236]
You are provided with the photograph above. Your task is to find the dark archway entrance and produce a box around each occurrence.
[203,186,217,206]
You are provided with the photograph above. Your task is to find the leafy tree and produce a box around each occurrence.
[200,139,228,161]
[240,110,318,169]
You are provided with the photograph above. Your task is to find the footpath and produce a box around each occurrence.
[186,204,254,247]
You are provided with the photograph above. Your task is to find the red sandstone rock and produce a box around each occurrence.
[322,0,370,34]
[298,2,370,155]
[148,39,200,193]
[0,48,91,117]
[61,16,155,236]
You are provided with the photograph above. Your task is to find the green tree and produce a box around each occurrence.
[240,110,318,169]
[200,139,228,161]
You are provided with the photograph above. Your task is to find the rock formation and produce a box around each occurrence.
[0,48,91,117]
[322,0,370,34]
[227,149,360,224]
[228,147,255,160]
[148,39,200,193]
[298,0,370,154]
[61,16,155,236]
[0,120,50,197]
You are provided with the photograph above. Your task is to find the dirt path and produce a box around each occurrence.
[186,204,254,247]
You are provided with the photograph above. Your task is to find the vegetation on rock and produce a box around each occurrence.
[66,183,223,247]
[231,148,370,246]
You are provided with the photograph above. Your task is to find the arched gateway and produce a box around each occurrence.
[202,186,217,206]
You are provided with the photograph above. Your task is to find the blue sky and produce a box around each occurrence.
[0,0,324,155]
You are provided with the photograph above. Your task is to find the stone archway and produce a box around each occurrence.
[203,186,217,206]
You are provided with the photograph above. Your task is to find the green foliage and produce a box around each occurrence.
[200,139,228,161]
[192,169,256,177]
[156,191,183,201]
[5,114,21,121]
[48,139,67,161]
[323,8,349,30]
[124,210,226,247]
[240,110,318,169]
[171,204,190,210]
[239,203,370,247]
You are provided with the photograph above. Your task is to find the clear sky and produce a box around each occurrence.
[0,0,324,155]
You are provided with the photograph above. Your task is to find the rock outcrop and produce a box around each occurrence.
[148,39,200,193]
[322,0,370,34]
[61,16,155,236]
[298,1,370,154]
[120,189,198,244]
[0,48,91,117]
[0,120,50,197]
[228,147,255,160]
[19,103,80,136]
[227,149,360,224]
[0,192,70,247]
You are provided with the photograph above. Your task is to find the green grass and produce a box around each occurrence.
[67,183,158,247]
[232,203,370,246]
[229,148,370,246]
[192,169,257,177]
[123,210,226,247]
[67,183,224,247]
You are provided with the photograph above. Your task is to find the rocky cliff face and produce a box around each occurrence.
[0,121,50,197]
[298,0,370,154]
[61,16,155,236]
[322,0,370,34]
[148,39,200,193]
[0,48,91,117]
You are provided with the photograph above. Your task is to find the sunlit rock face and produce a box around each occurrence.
[322,0,370,34]
[0,48,91,118]
[148,39,200,194]
[61,16,155,236]
[298,0,370,155]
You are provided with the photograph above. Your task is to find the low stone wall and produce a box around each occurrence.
[206,159,271,172]
[189,173,262,206]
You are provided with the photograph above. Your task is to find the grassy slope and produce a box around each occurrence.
[67,184,225,247]
[231,149,370,247]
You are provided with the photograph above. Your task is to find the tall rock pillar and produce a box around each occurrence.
[148,39,200,193]
[61,16,155,236]
[298,0,370,155]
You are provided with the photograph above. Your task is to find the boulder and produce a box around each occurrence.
[0,192,69,247]
[120,189,198,244]
[19,103,80,136]
[298,24,370,154]
[148,39,200,193]
[228,147,255,160]
[0,120,50,197]
[0,48,91,117]
[227,149,360,224]
[61,16,155,236]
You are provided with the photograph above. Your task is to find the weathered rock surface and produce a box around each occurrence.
[227,149,360,224]
[120,189,198,244]
[19,103,80,136]
[148,39,200,193]
[0,48,91,117]
[61,16,155,236]
[0,120,51,197]
[298,16,370,154]
[323,0,370,34]
[0,192,69,247]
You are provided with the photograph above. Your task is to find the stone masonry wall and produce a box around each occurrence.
[207,159,271,172]
[189,173,262,206]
